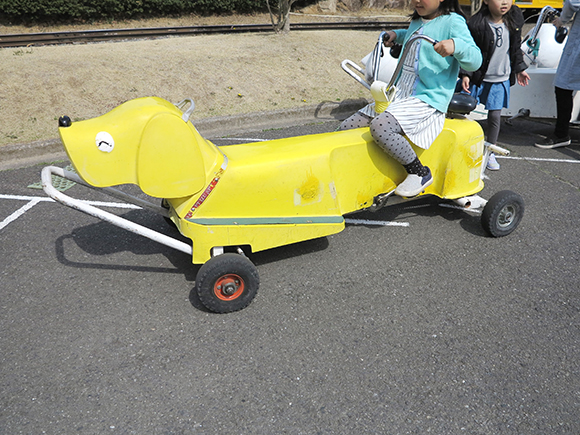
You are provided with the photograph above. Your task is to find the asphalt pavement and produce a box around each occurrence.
[1,111,579,434]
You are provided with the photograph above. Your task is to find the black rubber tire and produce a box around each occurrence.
[481,190,524,237]
[195,253,259,313]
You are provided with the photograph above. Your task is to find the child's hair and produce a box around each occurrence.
[476,3,519,32]
[410,0,467,20]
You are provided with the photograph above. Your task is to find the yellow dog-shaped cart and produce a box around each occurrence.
[43,35,524,313]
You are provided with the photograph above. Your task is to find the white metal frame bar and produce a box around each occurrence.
[41,166,193,256]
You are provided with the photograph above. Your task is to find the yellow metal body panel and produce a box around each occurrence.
[170,117,484,263]
[181,220,345,265]
[58,97,484,264]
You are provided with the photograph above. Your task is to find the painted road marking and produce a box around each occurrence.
[0,197,44,231]
[0,193,410,231]
[0,194,140,231]
[499,156,580,164]
[212,137,268,142]
[345,218,409,227]
[3,147,578,232]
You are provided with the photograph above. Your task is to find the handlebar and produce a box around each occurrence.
[370,32,386,82]
[341,33,439,98]
[383,34,438,93]
[524,5,559,46]
[341,59,371,90]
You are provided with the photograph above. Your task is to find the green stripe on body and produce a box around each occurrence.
[186,216,345,226]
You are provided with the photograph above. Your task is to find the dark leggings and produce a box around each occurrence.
[555,86,574,138]
[487,109,501,145]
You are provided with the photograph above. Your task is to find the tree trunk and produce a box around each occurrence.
[267,0,295,34]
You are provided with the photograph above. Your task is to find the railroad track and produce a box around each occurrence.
[0,21,402,48]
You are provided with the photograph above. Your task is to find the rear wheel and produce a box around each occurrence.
[481,190,524,237]
[195,253,259,313]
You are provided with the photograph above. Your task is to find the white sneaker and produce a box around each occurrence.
[394,168,433,197]
[486,152,500,171]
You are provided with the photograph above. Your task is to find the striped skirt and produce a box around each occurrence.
[386,96,445,150]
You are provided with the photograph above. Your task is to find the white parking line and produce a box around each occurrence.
[0,197,45,230]
[212,137,268,142]
[345,218,409,227]
[499,156,580,164]
[4,148,577,232]
[1,192,410,231]
[0,194,53,202]
[0,193,140,230]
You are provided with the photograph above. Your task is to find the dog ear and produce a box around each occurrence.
[137,112,206,198]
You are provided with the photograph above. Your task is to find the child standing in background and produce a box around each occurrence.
[535,0,579,149]
[460,0,530,170]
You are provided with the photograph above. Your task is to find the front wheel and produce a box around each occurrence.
[481,190,524,237]
[195,253,259,313]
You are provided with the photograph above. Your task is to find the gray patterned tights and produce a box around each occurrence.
[370,112,428,176]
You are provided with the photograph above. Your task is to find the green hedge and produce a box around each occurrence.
[0,0,282,24]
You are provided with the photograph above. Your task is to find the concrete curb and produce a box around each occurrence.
[0,99,367,171]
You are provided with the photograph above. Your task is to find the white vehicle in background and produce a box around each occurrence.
[502,6,580,122]
[342,8,578,124]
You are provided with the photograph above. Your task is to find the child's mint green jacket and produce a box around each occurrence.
[393,13,482,113]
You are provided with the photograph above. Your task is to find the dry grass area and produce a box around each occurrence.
[0,10,409,147]
[0,30,368,146]
[0,9,409,33]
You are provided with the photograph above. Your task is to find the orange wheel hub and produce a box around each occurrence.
[213,274,244,301]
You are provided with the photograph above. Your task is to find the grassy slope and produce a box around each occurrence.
[0,11,409,147]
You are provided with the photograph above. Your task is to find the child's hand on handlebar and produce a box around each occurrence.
[382,31,397,47]
[433,39,455,57]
